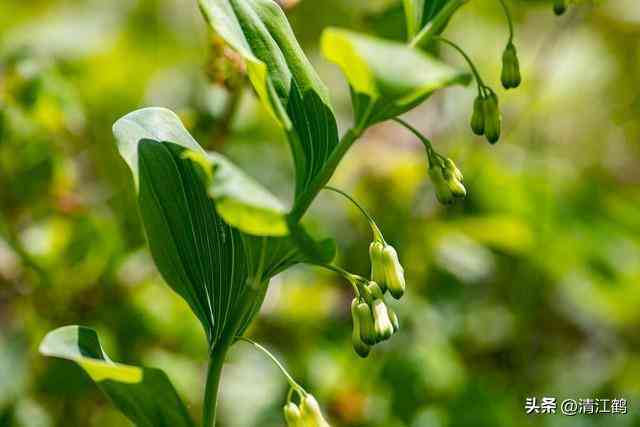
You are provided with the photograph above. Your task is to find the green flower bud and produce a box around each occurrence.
[470,95,485,135]
[300,394,331,427]
[443,158,466,199]
[553,0,566,15]
[382,245,406,299]
[351,299,370,358]
[366,281,384,300]
[372,299,394,341]
[444,158,464,182]
[388,307,400,333]
[284,402,305,427]
[369,241,386,292]
[501,43,521,89]
[429,164,453,205]
[483,92,501,144]
[356,301,377,345]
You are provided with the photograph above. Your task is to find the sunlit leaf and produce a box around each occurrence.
[39,326,195,427]
[197,0,340,202]
[113,107,334,346]
[321,28,470,127]
[184,150,288,237]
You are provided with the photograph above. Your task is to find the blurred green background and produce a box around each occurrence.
[1,0,639,426]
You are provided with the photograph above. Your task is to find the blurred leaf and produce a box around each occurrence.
[321,28,470,127]
[198,0,340,201]
[403,0,466,42]
[39,326,195,427]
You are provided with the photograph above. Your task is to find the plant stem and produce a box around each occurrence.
[323,186,384,242]
[433,36,486,96]
[202,343,228,427]
[236,337,306,393]
[202,286,261,427]
[318,263,361,296]
[392,118,440,168]
[410,0,469,50]
[498,0,515,43]
[288,127,362,224]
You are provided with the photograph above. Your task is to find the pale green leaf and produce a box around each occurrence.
[40,326,194,427]
[184,150,288,237]
[321,28,470,127]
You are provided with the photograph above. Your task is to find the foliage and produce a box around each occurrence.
[1,0,639,426]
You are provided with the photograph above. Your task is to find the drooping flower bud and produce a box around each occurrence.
[382,245,406,299]
[355,300,377,345]
[429,165,454,205]
[501,43,521,89]
[284,402,305,427]
[372,299,394,341]
[442,158,466,199]
[389,308,400,333]
[350,299,370,358]
[470,95,485,135]
[553,0,567,15]
[483,92,501,144]
[300,394,331,427]
[369,241,386,292]
[366,281,384,300]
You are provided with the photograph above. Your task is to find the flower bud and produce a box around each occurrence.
[366,281,384,300]
[388,307,400,333]
[351,299,370,358]
[470,95,485,135]
[429,165,454,205]
[300,394,331,427]
[553,0,566,15]
[382,245,406,299]
[369,241,386,292]
[501,43,521,89]
[355,301,377,345]
[372,299,394,341]
[443,159,466,199]
[284,402,305,427]
[483,92,501,144]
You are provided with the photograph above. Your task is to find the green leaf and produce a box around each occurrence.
[39,326,195,427]
[197,0,340,202]
[113,107,334,346]
[403,0,467,40]
[321,28,470,127]
[184,150,287,237]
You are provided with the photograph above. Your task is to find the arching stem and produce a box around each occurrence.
[433,36,486,96]
[323,186,384,243]
[498,0,515,43]
[236,337,306,395]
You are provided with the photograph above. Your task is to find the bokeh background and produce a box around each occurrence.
[1,0,640,426]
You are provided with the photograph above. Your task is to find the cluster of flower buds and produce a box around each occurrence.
[350,279,400,357]
[470,89,501,144]
[369,241,406,299]
[284,392,331,427]
[553,0,567,15]
[322,187,406,357]
[501,42,521,89]
[427,154,467,205]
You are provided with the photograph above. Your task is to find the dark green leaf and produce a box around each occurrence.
[39,326,195,427]
[198,0,340,202]
[404,0,466,40]
[113,107,334,346]
[321,28,470,127]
